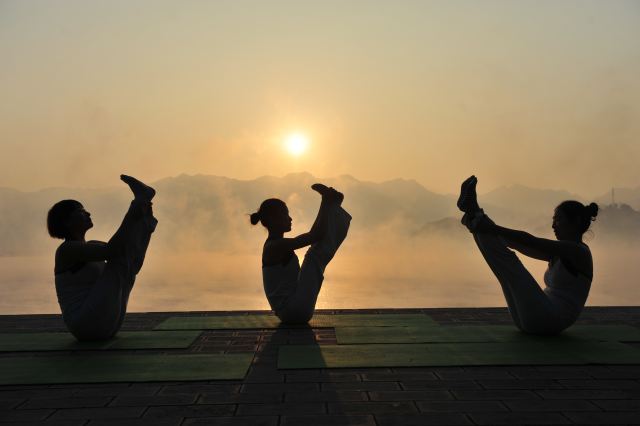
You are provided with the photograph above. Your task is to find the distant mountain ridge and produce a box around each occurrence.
[0,173,455,256]
[482,184,581,215]
[0,173,637,256]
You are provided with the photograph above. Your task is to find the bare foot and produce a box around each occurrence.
[311,183,331,196]
[312,183,336,202]
[311,183,344,205]
[465,177,479,212]
[457,175,474,211]
[120,175,156,201]
[457,175,479,213]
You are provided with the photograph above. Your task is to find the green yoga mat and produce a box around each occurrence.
[155,314,437,330]
[0,331,202,352]
[0,353,254,384]
[335,325,640,344]
[278,341,640,369]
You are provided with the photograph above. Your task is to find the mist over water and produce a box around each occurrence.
[1,174,638,315]
[1,237,638,315]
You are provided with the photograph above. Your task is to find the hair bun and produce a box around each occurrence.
[586,202,599,219]
[249,212,261,225]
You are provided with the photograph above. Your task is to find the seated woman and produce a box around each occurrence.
[457,175,597,335]
[47,175,157,341]
[251,184,351,324]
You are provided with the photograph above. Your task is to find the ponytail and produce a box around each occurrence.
[555,200,599,235]
[585,202,599,221]
[249,198,286,229]
[249,212,261,225]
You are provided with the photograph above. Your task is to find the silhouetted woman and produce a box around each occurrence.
[457,175,597,335]
[251,184,351,324]
[47,175,157,341]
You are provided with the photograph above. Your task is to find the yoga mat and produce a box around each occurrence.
[335,325,640,344]
[155,314,437,330]
[278,341,640,369]
[0,353,254,384]
[0,331,202,352]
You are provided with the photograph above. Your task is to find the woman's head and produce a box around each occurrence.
[47,200,93,240]
[250,198,292,233]
[553,200,598,240]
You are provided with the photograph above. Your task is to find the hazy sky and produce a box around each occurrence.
[1,0,639,196]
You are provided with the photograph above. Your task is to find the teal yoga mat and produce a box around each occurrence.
[0,331,202,352]
[155,314,437,330]
[278,341,640,369]
[335,325,640,344]
[0,353,254,384]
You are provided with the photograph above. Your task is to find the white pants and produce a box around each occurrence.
[67,202,156,340]
[473,231,570,335]
[277,205,351,324]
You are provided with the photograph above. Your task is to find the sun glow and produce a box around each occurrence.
[284,132,310,156]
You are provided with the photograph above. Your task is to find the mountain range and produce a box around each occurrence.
[0,173,638,256]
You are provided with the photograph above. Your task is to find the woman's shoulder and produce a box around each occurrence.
[550,242,591,263]
[55,240,70,255]
[558,240,591,255]
[574,242,592,260]
[264,236,284,244]
[57,240,105,251]
[263,236,286,252]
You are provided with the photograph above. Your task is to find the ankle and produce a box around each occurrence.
[462,209,485,232]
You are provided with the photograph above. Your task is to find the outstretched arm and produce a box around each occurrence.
[271,232,318,253]
[59,206,144,262]
[55,240,112,271]
[493,227,553,261]
[483,221,586,263]
[266,198,331,254]
[500,235,552,261]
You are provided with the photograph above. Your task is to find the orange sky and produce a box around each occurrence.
[1,0,639,196]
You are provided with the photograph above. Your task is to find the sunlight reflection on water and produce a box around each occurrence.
[0,243,637,314]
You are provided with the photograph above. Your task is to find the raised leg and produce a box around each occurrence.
[472,229,562,334]
[68,201,157,340]
[277,205,351,324]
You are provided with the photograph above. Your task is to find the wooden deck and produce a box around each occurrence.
[1,307,639,425]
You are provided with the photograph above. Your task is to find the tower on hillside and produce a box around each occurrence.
[612,188,615,206]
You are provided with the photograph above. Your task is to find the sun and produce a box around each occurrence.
[284,132,310,156]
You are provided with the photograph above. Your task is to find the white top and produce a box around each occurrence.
[55,261,105,318]
[262,253,300,313]
[543,248,592,323]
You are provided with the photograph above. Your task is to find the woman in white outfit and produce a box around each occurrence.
[458,175,597,335]
[48,175,157,341]
[251,184,351,324]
